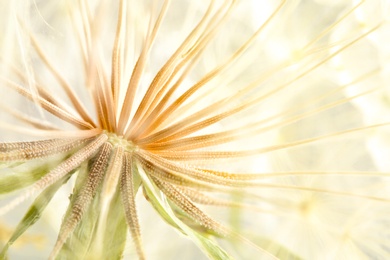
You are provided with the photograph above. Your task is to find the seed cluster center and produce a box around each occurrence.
[106,132,137,152]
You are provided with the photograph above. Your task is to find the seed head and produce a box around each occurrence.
[1,1,390,259]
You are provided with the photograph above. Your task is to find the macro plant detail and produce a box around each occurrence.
[1,0,390,259]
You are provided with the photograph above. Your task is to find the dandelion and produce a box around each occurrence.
[1,0,390,259]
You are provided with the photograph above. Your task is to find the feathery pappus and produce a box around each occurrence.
[1,0,390,259]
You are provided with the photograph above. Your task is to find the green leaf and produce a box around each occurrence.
[0,155,67,195]
[0,161,24,169]
[57,160,127,260]
[0,168,74,259]
[56,162,98,260]
[169,201,222,237]
[99,187,127,260]
[136,162,235,260]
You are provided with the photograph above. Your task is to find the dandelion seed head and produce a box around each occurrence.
[1,0,390,259]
